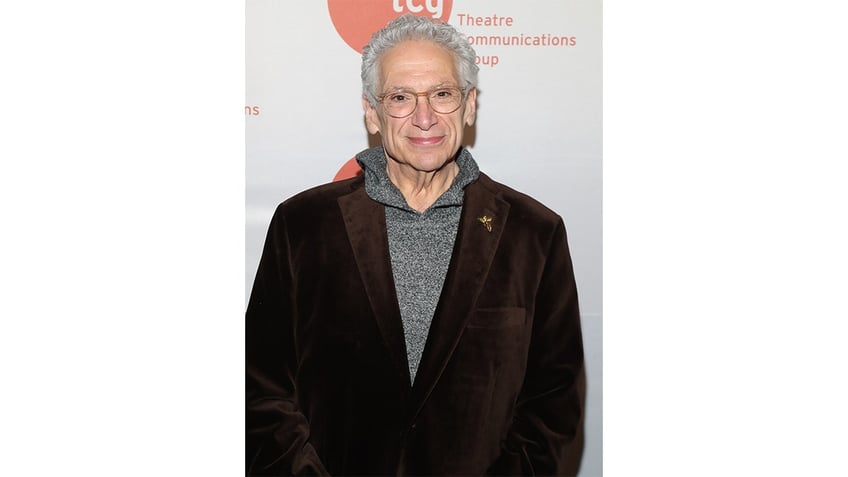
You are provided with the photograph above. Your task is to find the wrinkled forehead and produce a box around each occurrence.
[377,40,460,90]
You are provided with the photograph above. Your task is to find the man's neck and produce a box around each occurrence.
[386,160,459,213]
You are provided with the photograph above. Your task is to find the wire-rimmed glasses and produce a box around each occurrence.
[377,86,467,118]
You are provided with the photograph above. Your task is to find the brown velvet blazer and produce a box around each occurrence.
[246,171,585,476]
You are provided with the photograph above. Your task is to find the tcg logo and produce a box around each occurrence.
[328,0,453,53]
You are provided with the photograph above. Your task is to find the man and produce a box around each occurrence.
[246,14,585,476]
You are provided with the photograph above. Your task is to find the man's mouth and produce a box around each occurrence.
[408,135,444,146]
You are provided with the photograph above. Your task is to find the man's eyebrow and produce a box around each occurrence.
[382,83,457,93]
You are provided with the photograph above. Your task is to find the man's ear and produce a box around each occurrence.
[463,87,478,127]
[363,97,381,135]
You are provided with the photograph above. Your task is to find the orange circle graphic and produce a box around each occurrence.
[328,0,453,53]
[333,157,363,181]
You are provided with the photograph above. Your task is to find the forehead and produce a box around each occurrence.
[378,40,459,89]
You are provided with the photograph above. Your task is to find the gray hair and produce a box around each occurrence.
[361,14,479,106]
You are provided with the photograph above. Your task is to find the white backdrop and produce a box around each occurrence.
[246,1,602,474]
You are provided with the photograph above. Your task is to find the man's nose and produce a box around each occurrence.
[411,96,437,130]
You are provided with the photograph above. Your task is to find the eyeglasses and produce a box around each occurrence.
[377,86,466,118]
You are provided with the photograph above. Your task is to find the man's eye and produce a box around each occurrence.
[389,94,411,103]
[433,89,455,98]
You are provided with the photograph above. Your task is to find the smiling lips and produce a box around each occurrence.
[407,135,445,146]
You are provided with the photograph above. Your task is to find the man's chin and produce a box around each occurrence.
[408,154,457,172]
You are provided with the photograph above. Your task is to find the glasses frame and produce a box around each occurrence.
[376,86,467,118]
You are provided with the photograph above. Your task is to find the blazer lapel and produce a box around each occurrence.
[338,184,411,385]
[408,176,510,420]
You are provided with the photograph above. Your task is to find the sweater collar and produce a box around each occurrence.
[356,146,480,212]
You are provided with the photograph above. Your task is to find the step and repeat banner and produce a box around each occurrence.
[246,1,601,474]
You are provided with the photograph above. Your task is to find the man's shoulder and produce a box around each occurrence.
[275,176,365,214]
[474,172,562,225]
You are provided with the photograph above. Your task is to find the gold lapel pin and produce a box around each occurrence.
[477,215,493,232]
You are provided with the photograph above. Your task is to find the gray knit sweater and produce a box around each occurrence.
[356,146,480,384]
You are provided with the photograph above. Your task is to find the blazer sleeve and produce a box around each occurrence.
[246,208,329,476]
[488,219,586,476]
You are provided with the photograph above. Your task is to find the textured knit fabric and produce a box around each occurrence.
[356,146,480,384]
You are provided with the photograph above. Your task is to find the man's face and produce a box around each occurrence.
[363,40,477,174]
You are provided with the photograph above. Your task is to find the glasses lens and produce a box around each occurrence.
[429,88,462,114]
[383,92,416,118]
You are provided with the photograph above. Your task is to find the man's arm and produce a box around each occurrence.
[246,209,329,476]
[488,219,586,476]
